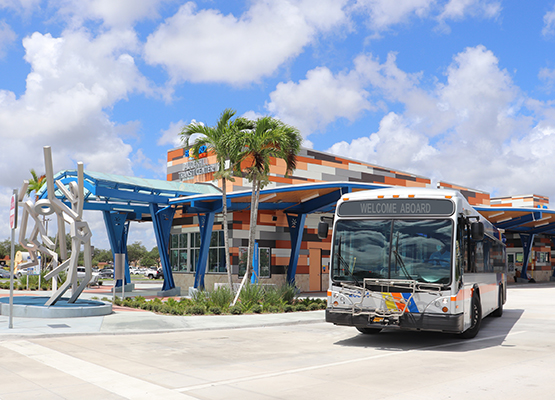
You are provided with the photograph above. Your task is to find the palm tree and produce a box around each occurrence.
[180,109,253,292]
[239,116,302,286]
[27,169,46,200]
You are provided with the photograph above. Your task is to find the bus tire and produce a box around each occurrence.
[461,294,481,339]
[491,287,503,318]
[356,327,382,334]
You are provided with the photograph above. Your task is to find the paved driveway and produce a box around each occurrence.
[0,284,553,399]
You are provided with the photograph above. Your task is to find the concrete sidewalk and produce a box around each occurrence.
[0,283,326,339]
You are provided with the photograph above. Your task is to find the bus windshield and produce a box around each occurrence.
[331,219,453,285]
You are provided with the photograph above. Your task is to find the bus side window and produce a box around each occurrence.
[463,221,476,273]
[456,218,467,279]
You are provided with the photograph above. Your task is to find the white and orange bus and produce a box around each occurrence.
[319,187,507,338]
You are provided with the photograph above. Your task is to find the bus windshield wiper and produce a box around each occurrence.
[336,252,361,285]
[392,249,412,280]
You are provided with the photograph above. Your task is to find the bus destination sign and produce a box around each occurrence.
[338,198,454,217]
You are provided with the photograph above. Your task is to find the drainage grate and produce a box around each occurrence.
[48,324,70,329]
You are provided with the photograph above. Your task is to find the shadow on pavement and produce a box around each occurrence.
[333,308,524,353]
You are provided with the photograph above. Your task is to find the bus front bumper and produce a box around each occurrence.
[326,309,464,333]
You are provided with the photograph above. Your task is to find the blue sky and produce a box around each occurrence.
[2,0,555,249]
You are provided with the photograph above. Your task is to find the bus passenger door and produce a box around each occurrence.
[457,218,471,329]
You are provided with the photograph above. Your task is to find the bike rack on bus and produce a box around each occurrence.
[340,278,444,325]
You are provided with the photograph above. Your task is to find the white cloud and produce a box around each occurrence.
[144,0,349,85]
[325,45,548,199]
[158,119,186,148]
[0,21,16,59]
[267,65,373,136]
[266,51,426,137]
[352,0,501,33]
[438,0,501,21]
[353,0,434,31]
[544,6,555,37]
[0,0,41,14]
[52,0,167,28]
[327,112,436,171]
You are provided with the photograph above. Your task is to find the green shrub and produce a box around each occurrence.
[309,303,320,311]
[268,306,280,313]
[170,307,183,315]
[294,304,307,312]
[114,297,122,306]
[208,287,233,310]
[229,305,243,315]
[239,283,264,311]
[209,306,222,315]
[179,297,193,307]
[277,283,298,304]
[284,304,294,313]
[166,298,178,308]
[190,305,206,315]
[262,286,285,308]
[319,302,327,310]
[192,289,210,308]
[251,304,262,314]
[161,304,173,314]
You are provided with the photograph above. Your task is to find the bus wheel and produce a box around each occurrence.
[356,327,382,334]
[491,287,503,318]
[461,294,482,339]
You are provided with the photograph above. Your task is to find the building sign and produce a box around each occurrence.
[179,158,220,181]
[185,145,208,160]
[338,198,454,217]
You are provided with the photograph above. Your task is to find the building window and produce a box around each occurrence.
[238,246,271,278]
[170,231,226,273]
[170,233,188,272]
[208,231,226,273]
[537,251,550,264]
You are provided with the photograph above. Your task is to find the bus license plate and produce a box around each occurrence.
[373,317,384,323]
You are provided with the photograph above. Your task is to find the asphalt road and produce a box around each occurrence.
[1,284,554,400]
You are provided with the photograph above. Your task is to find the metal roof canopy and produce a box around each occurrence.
[476,206,555,281]
[37,170,222,219]
[37,169,221,294]
[170,181,392,215]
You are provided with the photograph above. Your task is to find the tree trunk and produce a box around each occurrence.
[246,176,258,280]
[232,176,258,306]
[222,177,234,293]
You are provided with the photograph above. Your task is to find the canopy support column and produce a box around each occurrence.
[150,204,178,296]
[103,211,131,289]
[194,212,215,290]
[518,233,535,282]
[286,213,306,286]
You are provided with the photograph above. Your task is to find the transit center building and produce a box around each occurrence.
[165,146,555,292]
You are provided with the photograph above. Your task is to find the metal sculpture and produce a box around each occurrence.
[18,146,93,306]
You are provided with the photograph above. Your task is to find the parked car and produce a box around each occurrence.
[76,266,100,285]
[98,268,114,279]
[0,269,10,279]
[145,267,163,280]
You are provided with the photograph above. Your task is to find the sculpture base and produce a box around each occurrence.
[0,296,112,318]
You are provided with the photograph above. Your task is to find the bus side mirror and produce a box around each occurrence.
[471,221,484,241]
[318,221,329,239]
